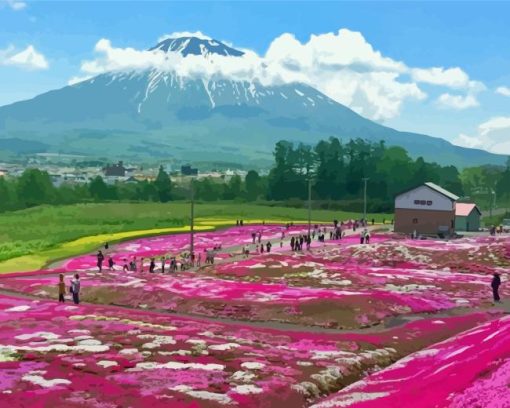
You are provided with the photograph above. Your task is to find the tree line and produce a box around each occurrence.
[2,136,509,214]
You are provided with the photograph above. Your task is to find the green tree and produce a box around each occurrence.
[0,176,15,211]
[223,175,242,200]
[89,176,110,201]
[154,166,173,202]
[16,168,55,207]
[245,170,262,201]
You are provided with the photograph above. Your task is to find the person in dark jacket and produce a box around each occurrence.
[58,274,66,303]
[96,250,104,272]
[492,273,502,303]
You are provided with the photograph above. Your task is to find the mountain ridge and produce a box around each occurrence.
[0,36,503,168]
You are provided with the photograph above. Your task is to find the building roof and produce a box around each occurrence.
[456,203,481,217]
[396,182,460,202]
[424,182,460,201]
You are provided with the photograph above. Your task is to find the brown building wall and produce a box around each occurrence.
[394,208,456,235]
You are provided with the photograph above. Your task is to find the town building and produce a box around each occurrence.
[394,182,459,236]
[103,161,126,177]
[455,203,481,232]
[181,164,198,176]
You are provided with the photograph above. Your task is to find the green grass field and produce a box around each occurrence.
[0,202,391,272]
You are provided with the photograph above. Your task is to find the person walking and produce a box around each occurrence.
[161,257,166,273]
[70,274,80,305]
[251,232,256,244]
[149,258,156,273]
[360,230,365,244]
[96,250,104,272]
[365,230,371,244]
[108,256,114,271]
[104,242,109,251]
[266,241,272,253]
[290,236,295,251]
[492,273,502,303]
[58,274,66,303]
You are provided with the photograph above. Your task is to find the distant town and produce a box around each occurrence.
[0,153,263,187]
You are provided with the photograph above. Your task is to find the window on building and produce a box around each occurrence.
[412,218,418,224]
[419,200,426,205]
[414,200,420,204]
[427,201,433,205]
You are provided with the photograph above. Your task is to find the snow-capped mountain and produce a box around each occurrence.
[0,36,503,167]
[149,36,244,57]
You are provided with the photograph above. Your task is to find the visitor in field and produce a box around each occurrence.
[161,257,166,273]
[122,259,129,272]
[260,243,264,253]
[258,231,262,243]
[290,236,295,251]
[360,230,365,244]
[108,256,114,270]
[139,257,144,273]
[96,250,104,272]
[104,242,109,250]
[365,230,371,244]
[251,232,256,244]
[149,258,156,273]
[58,274,66,303]
[240,220,244,226]
[266,241,272,253]
[372,218,375,225]
[197,252,202,266]
[492,273,501,303]
[70,274,80,305]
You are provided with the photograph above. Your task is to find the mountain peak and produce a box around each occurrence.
[149,36,244,57]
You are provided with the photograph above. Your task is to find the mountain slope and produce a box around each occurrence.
[0,36,503,167]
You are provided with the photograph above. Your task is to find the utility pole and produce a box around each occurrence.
[362,177,369,222]
[308,177,312,237]
[489,188,495,219]
[190,179,195,256]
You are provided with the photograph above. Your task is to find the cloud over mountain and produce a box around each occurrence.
[72,29,484,121]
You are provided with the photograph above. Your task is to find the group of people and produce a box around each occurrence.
[290,235,311,251]
[489,225,506,236]
[58,273,81,304]
[360,228,371,244]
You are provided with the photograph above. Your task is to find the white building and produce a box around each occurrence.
[394,182,459,235]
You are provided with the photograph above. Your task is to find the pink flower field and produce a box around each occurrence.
[1,224,509,407]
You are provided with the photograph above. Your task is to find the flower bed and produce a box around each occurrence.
[311,314,510,408]
[1,231,508,329]
[0,294,496,407]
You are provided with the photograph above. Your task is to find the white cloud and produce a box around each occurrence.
[436,93,479,110]
[496,86,510,97]
[72,28,486,121]
[453,116,510,153]
[1,0,27,10]
[411,67,469,88]
[0,45,49,70]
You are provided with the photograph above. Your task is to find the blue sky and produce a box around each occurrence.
[1,1,510,152]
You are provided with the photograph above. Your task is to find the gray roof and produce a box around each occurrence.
[424,182,459,201]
